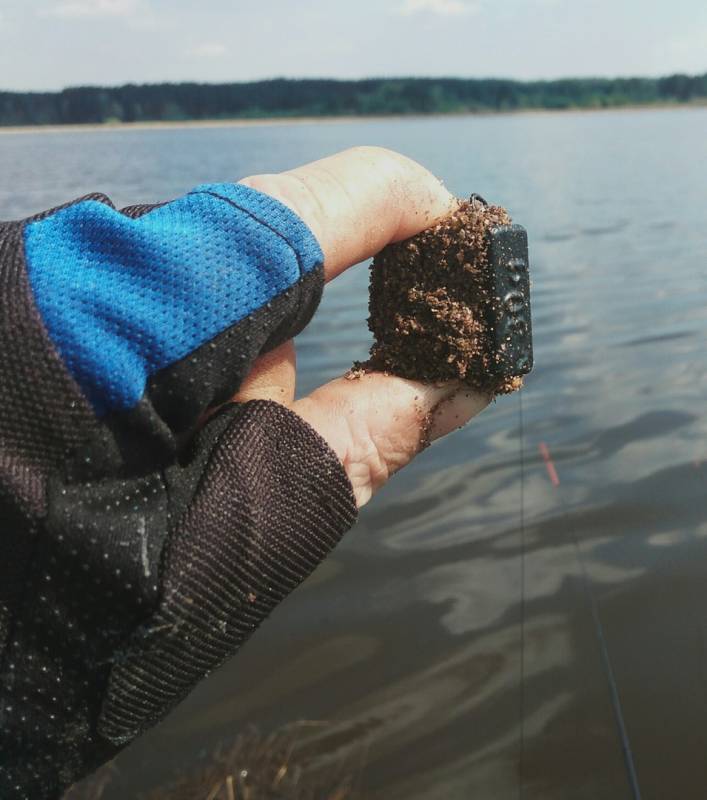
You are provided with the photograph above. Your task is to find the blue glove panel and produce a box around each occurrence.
[24,183,323,417]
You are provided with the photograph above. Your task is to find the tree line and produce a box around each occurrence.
[1,74,706,126]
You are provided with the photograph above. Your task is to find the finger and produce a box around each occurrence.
[232,340,296,405]
[239,146,458,282]
[290,373,489,508]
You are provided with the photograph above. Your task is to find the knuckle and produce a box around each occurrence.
[348,145,400,163]
[239,173,325,239]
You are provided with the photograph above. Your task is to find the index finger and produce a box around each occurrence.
[239,146,458,283]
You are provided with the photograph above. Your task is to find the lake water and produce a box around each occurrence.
[2,108,707,799]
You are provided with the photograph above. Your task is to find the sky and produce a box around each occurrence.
[0,0,705,92]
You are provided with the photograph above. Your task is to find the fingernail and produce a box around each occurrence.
[428,388,490,442]
[418,381,459,405]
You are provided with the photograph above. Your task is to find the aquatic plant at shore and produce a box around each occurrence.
[63,725,357,800]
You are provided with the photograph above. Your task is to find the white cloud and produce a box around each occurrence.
[41,0,142,19]
[186,42,228,59]
[397,0,481,16]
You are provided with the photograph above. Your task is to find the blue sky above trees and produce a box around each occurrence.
[0,0,705,91]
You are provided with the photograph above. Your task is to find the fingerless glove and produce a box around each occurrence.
[0,184,357,799]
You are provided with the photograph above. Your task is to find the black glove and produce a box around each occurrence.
[0,183,357,799]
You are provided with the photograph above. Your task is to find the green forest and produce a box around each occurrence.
[1,74,706,127]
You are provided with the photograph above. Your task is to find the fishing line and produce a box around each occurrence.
[534,436,643,800]
[562,497,643,800]
[517,388,527,800]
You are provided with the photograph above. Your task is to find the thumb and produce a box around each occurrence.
[290,372,489,507]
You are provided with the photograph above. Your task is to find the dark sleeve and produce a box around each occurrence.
[0,184,358,799]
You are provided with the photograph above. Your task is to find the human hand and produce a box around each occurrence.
[235,147,490,507]
[0,147,491,797]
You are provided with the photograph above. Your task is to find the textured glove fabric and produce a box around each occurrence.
[0,185,358,799]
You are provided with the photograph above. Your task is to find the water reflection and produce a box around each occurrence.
[6,109,707,799]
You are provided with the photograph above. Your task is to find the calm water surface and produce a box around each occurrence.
[2,109,707,799]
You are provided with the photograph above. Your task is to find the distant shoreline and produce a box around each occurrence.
[0,102,704,135]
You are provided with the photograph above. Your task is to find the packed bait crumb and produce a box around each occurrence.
[362,196,524,396]
[344,366,366,381]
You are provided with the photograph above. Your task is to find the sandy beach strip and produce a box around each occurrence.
[0,103,704,135]
[0,115,380,135]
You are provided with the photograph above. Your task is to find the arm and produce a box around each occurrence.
[0,147,488,799]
